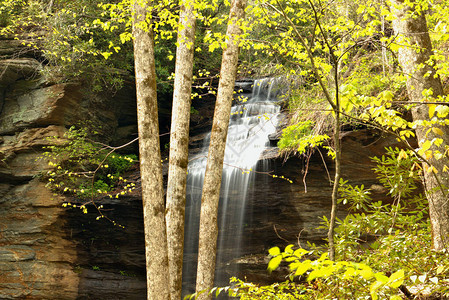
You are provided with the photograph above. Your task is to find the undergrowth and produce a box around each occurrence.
[278,55,406,158]
[201,148,449,300]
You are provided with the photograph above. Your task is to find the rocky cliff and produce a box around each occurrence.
[0,33,146,299]
[0,34,399,299]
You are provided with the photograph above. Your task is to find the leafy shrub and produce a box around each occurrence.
[105,154,137,174]
[42,126,137,219]
[278,121,329,154]
[222,147,449,299]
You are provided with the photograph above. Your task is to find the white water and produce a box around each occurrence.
[182,78,282,295]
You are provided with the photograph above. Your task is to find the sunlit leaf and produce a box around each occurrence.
[428,104,436,118]
[268,247,280,256]
[387,270,404,288]
[267,255,282,272]
[432,127,444,136]
[294,261,312,276]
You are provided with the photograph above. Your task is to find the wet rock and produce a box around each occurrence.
[235,80,254,93]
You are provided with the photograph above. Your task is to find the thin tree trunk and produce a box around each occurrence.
[305,0,342,260]
[195,0,247,298]
[132,1,170,299]
[391,0,449,250]
[166,1,196,299]
[276,0,342,259]
[328,64,341,261]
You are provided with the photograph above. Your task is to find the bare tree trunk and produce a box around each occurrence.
[391,0,449,250]
[132,1,170,299]
[195,0,247,298]
[166,1,196,300]
[327,64,341,261]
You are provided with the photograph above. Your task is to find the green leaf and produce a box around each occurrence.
[374,272,389,284]
[381,90,394,101]
[359,268,374,280]
[390,42,400,52]
[317,252,328,262]
[387,270,404,288]
[101,51,112,59]
[343,267,356,279]
[420,140,432,153]
[370,280,383,300]
[216,287,221,297]
[285,256,297,262]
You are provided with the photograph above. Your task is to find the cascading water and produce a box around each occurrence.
[182,78,283,296]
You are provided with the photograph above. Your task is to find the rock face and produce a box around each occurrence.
[0,33,404,299]
[0,34,146,299]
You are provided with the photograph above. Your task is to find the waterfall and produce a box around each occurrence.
[182,78,282,296]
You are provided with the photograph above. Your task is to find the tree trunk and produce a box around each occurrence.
[166,2,196,300]
[132,1,170,299]
[391,0,449,250]
[328,63,341,261]
[195,0,247,298]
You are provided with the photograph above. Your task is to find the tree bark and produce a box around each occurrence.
[132,1,170,299]
[328,63,341,261]
[391,0,449,250]
[166,1,196,300]
[195,0,247,298]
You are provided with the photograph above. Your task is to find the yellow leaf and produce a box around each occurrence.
[268,247,280,256]
[381,90,394,101]
[388,269,404,288]
[397,149,408,160]
[101,52,112,60]
[360,268,374,280]
[429,104,436,118]
[267,255,282,272]
[427,165,438,174]
[421,140,432,152]
[294,261,311,276]
[432,127,444,136]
